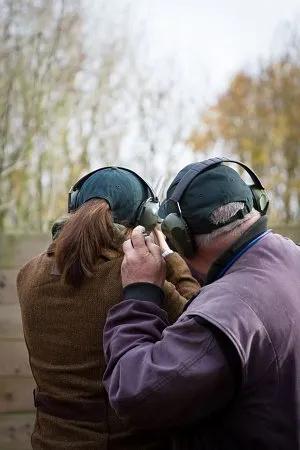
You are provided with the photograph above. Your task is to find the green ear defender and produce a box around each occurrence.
[161,200,195,258]
[160,157,269,258]
[161,213,195,258]
[136,198,160,233]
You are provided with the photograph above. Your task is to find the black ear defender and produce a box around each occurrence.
[68,166,160,232]
[160,157,269,258]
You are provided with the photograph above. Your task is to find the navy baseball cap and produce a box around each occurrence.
[74,167,151,225]
[160,163,253,234]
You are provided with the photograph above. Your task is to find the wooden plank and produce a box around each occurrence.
[0,444,31,450]
[0,270,19,305]
[0,377,35,413]
[0,304,24,340]
[0,341,31,377]
[0,441,32,449]
[0,234,48,269]
[0,412,34,450]
[0,443,31,450]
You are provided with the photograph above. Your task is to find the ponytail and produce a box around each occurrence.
[55,199,125,287]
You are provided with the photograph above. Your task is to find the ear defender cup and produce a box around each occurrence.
[51,217,69,240]
[136,198,160,232]
[68,190,78,213]
[251,187,269,215]
[161,213,194,258]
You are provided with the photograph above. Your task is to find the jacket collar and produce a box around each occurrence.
[182,217,269,313]
[205,216,269,285]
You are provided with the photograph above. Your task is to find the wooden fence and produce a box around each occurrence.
[0,224,299,449]
[0,235,47,450]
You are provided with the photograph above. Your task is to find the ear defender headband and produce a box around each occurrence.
[68,166,160,232]
[161,157,269,258]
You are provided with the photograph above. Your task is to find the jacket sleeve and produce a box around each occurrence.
[165,252,201,300]
[103,288,235,430]
[162,280,188,323]
[162,252,201,323]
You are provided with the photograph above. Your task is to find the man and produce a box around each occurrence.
[103,159,300,449]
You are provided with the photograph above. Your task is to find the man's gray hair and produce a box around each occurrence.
[195,202,260,249]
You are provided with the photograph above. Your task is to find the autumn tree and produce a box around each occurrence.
[189,28,300,223]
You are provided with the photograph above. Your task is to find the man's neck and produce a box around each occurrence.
[187,215,261,277]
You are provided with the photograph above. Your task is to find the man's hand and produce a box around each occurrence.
[121,226,166,288]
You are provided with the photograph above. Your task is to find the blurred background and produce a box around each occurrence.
[0,0,300,448]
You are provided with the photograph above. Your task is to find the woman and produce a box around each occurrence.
[17,167,200,450]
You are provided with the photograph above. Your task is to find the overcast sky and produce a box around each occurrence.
[124,0,300,101]
[86,0,300,172]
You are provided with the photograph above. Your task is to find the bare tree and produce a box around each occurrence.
[0,0,197,231]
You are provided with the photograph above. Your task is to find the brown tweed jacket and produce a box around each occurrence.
[17,248,200,450]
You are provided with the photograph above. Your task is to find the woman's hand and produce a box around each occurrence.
[152,226,172,254]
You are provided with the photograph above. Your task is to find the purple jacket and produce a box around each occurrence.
[103,231,300,449]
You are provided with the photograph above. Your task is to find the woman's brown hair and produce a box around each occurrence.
[54,199,127,287]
